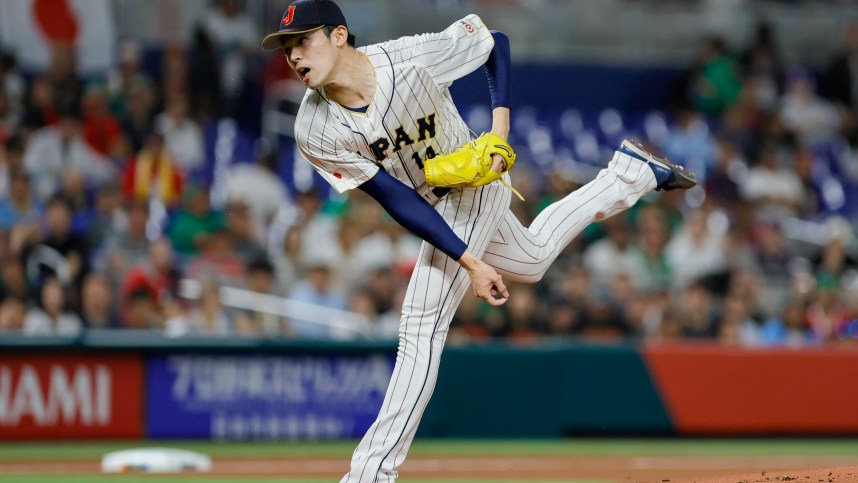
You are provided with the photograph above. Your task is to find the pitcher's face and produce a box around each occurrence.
[282,28,339,90]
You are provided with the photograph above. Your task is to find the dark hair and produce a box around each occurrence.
[248,257,274,275]
[46,194,75,213]
[4,134,23,154]
[323,25,355,47]
[127,287,155,303]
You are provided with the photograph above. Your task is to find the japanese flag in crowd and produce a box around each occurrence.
[0,0,116,74]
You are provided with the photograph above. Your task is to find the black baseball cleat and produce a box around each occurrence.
[618,139,697,191]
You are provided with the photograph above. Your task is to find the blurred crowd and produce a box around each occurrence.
[0,2,856,346]
[462,21,858,347]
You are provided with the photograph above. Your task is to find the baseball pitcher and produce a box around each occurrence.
[261,1,695,481]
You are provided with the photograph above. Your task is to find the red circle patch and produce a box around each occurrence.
[333,172,342,179]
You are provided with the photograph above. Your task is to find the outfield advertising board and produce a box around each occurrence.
[146,354,394,439]
[0,353,144,439]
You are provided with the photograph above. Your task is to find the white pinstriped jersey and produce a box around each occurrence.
[312,12,665,482]
[295,14,494,204]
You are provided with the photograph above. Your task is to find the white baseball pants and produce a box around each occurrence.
[342,150,657,482]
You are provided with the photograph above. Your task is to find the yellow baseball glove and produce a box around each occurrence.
[424,132,524,200]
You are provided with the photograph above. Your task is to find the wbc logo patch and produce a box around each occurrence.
[282,5,296,27]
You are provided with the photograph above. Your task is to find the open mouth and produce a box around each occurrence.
[298,67,311,80]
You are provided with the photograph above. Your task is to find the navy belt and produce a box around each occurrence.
[432,187,451,198]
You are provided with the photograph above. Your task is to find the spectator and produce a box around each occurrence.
[663,106,716,178]
[224,148,288,234]
[153,94,204,172]
[82,83,125,158]
[0,87,19,145]
[632,205,672,292]
[45,44,83,118]
[21,76,57,131]
[167,182,224,255]
[161,43,188,101]
[0,170,41,231]
[704,136,745,206]
[504,283,542,343]
[0,258,28,302]
[739,21,784,112]
[349,287,389,337]
[717,292,760,346]
[759,299,812,346]
[0,135,26,198]
[122,287,162,330]
[544,264,592,335]
[449,293,490,342]
[805,275,851,341]
[86,185,127,250]
[202,0,259,117]
[0,229,8,262]
[820,23,858,110]
[23,109,116,201]
[224,199,267,264]
[185,228,246,287]
[740,143,805,216]
[380,220,422,275]
[812,217,858,279]
[0,295,26,332]
[583,216,642,291]
[841,278,858,340]
[80,272,116,329]
[666,209,727,288]
[542,301,579,338]
[750,216,795,288]
[348,217,421,288]
[364,267,397,319]
[98,200,151,286]
[23,277,82,336]
[119,76,157,153]
[690,36,742,116]
[23,195,91,304]
[56,169,93,232]
[236,258,281,335]
[271,224,304,290]
[0,54,24,120]
[331,213,372,292]
[166,282,231,336]
[286,255,348,338]
[121,132,185,208]
[146,237,180,299]
[779,67,840,146]
[654,307,685,341]
[575,290,635,340]
[121,237,180,310]
[107,40,153,118]
[291,190,338,256]
[678,280,718,338]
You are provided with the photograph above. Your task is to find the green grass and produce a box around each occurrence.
[3,438,857,483]
[0,479,606,483]
[1,438,858,461]
[0,478,601,483]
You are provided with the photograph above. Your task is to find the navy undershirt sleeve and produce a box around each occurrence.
[485,30,512,110]
[358,169,468,261]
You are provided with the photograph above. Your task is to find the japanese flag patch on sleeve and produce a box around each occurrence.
[459,18,478,37]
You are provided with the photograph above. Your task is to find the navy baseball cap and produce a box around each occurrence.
[260,0,348,50]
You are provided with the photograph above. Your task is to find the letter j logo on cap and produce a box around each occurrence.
[282,5,296,27]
